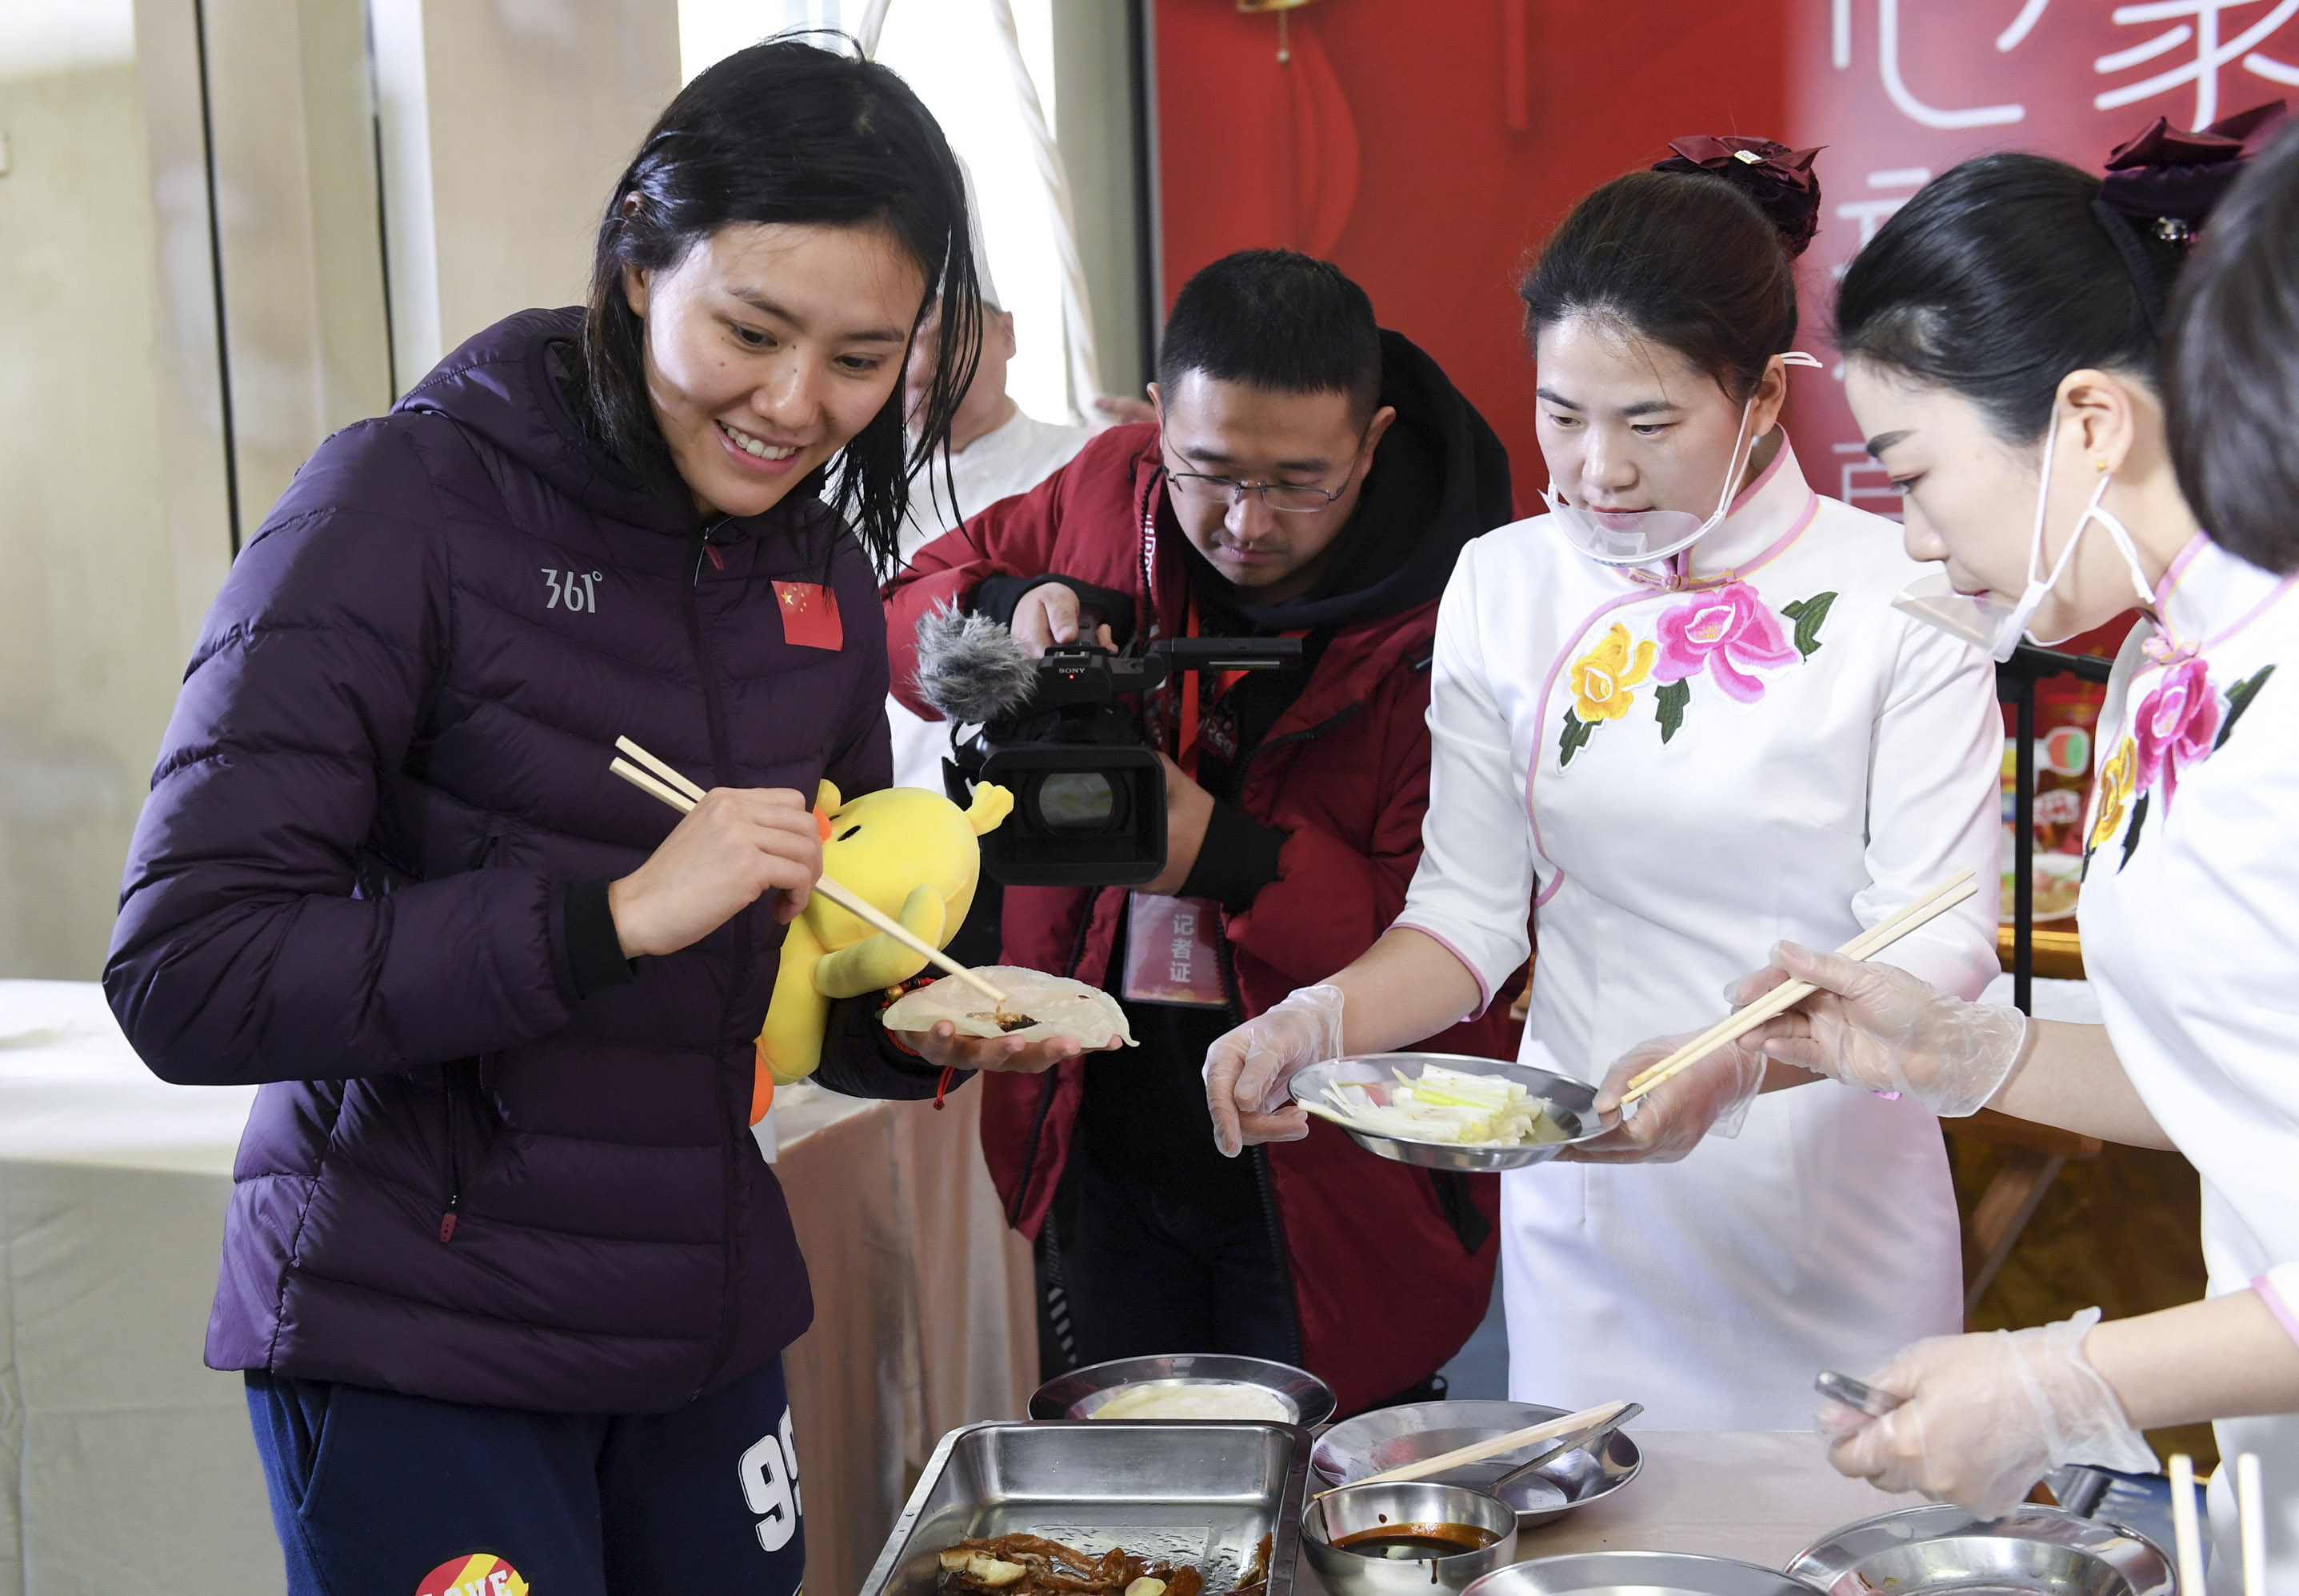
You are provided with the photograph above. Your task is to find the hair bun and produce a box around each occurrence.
[1652,135,1824,257]
[2101,100,2285,234]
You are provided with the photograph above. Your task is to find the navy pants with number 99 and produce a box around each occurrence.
[245,1355,805,1596]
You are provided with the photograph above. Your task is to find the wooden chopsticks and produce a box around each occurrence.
[1616,870,1979,1108]
[1316,1400,1633,1498]
[608,736,1012,1010]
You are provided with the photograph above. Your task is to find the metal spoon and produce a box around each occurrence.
[1487,1402,1644,1495]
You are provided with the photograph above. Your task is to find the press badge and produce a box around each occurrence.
[1121,892,1229,1007]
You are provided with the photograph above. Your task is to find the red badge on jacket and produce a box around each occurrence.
[773,581,843,650]
[414,1552,528,1596]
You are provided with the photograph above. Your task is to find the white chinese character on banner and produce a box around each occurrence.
[1835,0,2040,128]
[1837,0,2299,134]
[2092,0,2299,129]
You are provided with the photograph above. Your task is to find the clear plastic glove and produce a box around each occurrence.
[1729,941,2027,1117]
[1818,1309,2157,1519]
[1560,1029,1773,1164]
[1202,984,1346,1158]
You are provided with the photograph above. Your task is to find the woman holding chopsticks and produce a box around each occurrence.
[1737,114,2299,1586]
[100,38,1070,1596]
[1202,138,2003,1429]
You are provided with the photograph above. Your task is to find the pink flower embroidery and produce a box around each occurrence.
[2132,656,2221,810]
[1649,582,1801,703]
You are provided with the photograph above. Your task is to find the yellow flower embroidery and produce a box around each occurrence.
[1569,623,1656,723]
[2090,735,2136,850]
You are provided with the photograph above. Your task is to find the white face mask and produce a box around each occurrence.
[1892,410,2153,662]
[1541,352,1821,566]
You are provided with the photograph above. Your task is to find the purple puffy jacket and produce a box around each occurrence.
[104,308,942,1414]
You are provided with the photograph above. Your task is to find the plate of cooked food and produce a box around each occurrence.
[1289,1054,1609,1172]
[882,967,1138,1048]
[1030,1354,1337,1427]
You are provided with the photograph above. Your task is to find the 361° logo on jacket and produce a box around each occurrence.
[542,568,603,613]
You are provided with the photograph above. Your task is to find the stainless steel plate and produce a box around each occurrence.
[1031,1354,1338,1428]
[1312,1401,1641,1530]
[1787,1502,2174,1596]
[862,1420,1311,1596]
[1465,1550,1821,1595]
[1289,1054,1608,1172]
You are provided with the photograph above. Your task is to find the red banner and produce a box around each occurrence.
[1781,0,2299,481]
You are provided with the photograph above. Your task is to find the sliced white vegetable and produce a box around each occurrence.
[1321,1066,1560,1147]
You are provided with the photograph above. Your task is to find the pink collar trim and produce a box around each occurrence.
[1728,426,1793,516]
[1652,490,1821,593]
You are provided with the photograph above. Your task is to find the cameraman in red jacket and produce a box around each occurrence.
[885,251,1521,1414]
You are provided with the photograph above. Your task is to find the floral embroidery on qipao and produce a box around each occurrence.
[1557,588,1836,763]
[1558,626,1655,763]
[2083,660,2274,870]
[2089,738,2134,853]
[1651,582,1802,702]
[2133,657,2221,810]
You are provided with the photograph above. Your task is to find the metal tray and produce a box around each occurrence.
[1031,1354,1338,1427]
[1465,1550,1819,1595]
[1289,1054,1608,1172]
[861,1419,1313,1595]
[1786,1502,2173,1595]
[1312,1401,1641,1530]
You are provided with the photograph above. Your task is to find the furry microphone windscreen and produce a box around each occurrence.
[913,606,1038,724]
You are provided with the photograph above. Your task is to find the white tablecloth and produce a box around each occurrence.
[0,981,1036,1596]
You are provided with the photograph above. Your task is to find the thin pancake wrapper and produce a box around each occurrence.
[883,966,1138,1047]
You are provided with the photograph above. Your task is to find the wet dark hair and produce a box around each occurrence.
[2166,120,2299,572]
[1833,153,2180,442]
[1519,147,1821,405]
[576,34,980,570]
[1156,250,1383,422]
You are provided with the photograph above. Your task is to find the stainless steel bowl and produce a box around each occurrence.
[1464,1550,1821,1595]
[1030,1353,1337,1427]
[1289,1054,1608,1172]
[1313,1400,1641,1530]
[1304,1482,1521,1595]
[1787,1502,2174,1595]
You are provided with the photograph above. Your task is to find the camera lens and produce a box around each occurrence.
[1033,770,1122,834]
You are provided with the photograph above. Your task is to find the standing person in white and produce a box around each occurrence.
[1200,138,2001,1429]
[884,241,1094,790]
[1739,114,2299,1590]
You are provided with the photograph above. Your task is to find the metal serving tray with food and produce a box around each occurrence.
[1288,1054,1609,1172]
[861,1419,1312,1596]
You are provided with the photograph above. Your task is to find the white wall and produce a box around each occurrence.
[0,13,193,978]
[376,0,683,386]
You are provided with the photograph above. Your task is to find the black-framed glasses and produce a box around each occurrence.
[1165,471,1347,514]
[1160,434,1366,515]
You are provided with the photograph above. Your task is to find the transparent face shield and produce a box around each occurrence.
[1540,353,1819,566]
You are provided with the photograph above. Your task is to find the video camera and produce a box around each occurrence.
[914,611,1301,887]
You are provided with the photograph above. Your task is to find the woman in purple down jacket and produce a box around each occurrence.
[102,39,1054,1596]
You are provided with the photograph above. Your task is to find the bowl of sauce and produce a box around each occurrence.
[1305,1482,1521,1594]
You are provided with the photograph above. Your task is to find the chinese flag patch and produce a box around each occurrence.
[773,581,843,650]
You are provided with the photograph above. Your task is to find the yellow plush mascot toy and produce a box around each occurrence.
[750,778,1012,1122]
